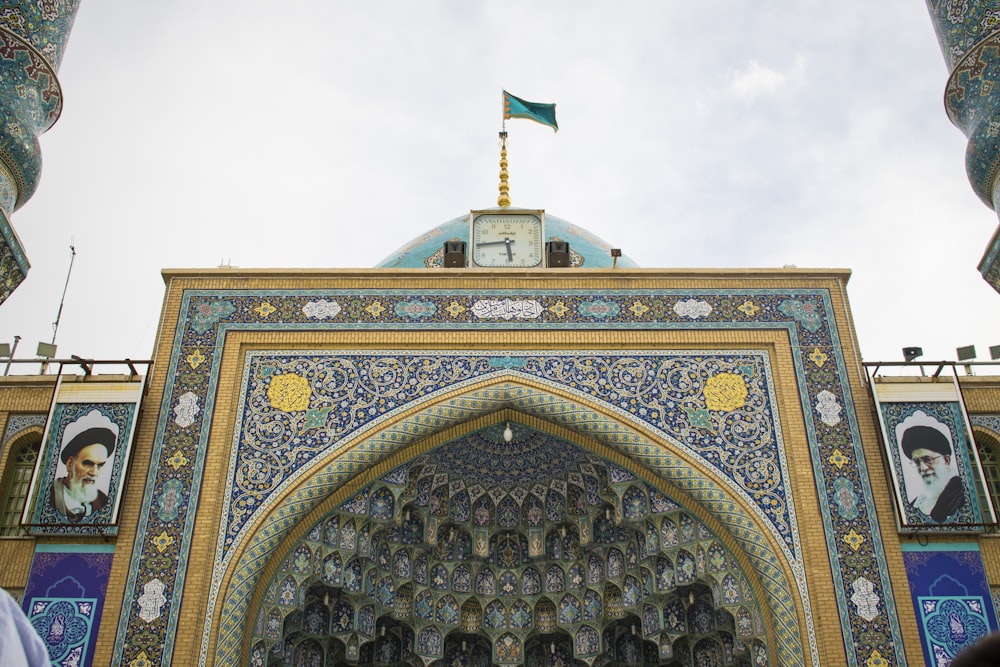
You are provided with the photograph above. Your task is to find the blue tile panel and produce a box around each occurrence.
[901,543,999,664]
[224,351,791,557]
[23,545,115,667]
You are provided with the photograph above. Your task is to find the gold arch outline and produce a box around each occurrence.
[208,376,808,666]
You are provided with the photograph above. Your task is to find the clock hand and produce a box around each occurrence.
[477,238,517,246]
[505,238,513,261]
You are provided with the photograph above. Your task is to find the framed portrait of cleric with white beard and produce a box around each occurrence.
[871,377,994,531]
[22,377,144,536]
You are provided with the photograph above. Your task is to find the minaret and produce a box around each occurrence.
[0,1,81,303]
[924,4,1000,293]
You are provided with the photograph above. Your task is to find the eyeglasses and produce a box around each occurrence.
[908,454,943,468]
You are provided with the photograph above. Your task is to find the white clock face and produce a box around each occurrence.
[471,214,544,267]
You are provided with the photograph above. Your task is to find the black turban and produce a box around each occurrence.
[60,427,116,463]
[900,425,951,459]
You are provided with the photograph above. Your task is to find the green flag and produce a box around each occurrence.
[503,91,558,132]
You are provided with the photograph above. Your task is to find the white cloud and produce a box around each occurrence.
[726,56,806,99]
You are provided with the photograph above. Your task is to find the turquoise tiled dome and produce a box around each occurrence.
[376,209,638,269]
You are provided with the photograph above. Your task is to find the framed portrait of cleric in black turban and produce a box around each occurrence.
[871,378,994,531]
[22,377,144,535]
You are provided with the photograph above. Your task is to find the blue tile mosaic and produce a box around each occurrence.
[902,543,999,664]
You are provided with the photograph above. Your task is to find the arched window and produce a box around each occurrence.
[974,429,1000,524]
[0,437,41,536]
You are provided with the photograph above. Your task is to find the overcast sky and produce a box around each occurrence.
[2,0,998,370]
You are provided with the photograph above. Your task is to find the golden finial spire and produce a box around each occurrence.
[497,131,510,207]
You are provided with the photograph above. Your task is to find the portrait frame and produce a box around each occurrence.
[871,372,995,531]
[22,374,145,535]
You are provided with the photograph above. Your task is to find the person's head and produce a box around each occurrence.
[951,632,1000,667]
[60,427,115,502]
[901,425,953,488]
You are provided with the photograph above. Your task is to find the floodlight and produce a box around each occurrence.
[442,241,466,268]
[0,343,9,357]
[610,248,622,269]
[990,345,1000,361]
[902,347,923,362]
[957,345,977,362]
[36,342,57,358]
[546,241,570,267]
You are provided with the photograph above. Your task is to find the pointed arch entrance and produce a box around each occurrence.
[248,417,771,666]
[206,370,809,666]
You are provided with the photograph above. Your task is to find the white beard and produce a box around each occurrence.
[915,470,950,514]
[65,476,99,505]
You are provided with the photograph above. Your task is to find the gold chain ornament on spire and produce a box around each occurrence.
[497,131,510,207]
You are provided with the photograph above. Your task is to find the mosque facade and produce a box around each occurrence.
[6,240,1000,667]
[0,262,900,666]
[5,3,1000,667]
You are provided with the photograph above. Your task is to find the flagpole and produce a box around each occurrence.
[497,130,510,207]
[501,89,507,134]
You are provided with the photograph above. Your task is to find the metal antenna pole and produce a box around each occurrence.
[3,335,20,376]
[51,243,76,345]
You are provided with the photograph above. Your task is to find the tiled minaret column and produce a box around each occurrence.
[924,3,1000,293]
[0,2,81,303]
